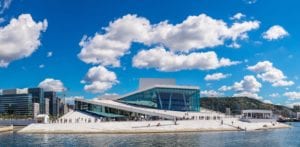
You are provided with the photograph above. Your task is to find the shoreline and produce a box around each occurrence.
[0,126,13,133]
[18,120,291,134]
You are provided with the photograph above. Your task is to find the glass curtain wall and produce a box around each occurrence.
[0,94,33,117]
[119,88,200,111]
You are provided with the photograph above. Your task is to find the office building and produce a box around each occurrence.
[44,91,59,117]
[0,94,33,117]
[28,88,45,114]
[0,87,62,118]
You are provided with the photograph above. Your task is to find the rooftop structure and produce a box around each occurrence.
[139,78,176,89]
[2,88,28,95]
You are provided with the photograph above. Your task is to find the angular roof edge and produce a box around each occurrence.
[115,84,200,100]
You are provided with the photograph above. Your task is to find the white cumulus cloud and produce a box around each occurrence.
[38,78,66,92]
[132,47,240,71]
[204,73,231,81]
[232,75,262,93]
[230,13,246,20]
[201,90,224,97]
[269,93,280,98]
[233,91,262,99]
[0,14,47,67]
[65,96,84,105]
[263,25,289,41]
[284,92,300,100]
[218,85,232,92]
[247,61,294,87]
[221,75,262,99]
[82,66,118,93]
[263,100,272,104]
[78,14,259,67]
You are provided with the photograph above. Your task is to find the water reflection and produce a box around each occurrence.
[0,123,299,147]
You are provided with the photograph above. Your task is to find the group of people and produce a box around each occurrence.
[50,117,106,124]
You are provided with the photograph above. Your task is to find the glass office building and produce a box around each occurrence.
[28,88,45,114]
[44,91,59,117]
[0,94,33,116]
[0,88,62,118]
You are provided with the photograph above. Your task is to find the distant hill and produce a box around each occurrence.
[200,97,295,117]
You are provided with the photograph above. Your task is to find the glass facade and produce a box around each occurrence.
[119,87,200,111]
[0,94,33,116]
[75,100,143,120]
[28,88,45,114]
[44,91,58,117]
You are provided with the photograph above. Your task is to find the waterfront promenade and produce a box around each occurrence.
[19,118,289,134]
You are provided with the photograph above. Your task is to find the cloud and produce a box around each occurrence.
[0,14,48,67]
[204,73,231,81]
[0,0,12,14]
[232,75,262,93]
[285,102,300,108]
[201,90,224,97]
[38,78,66,92]
[269,93,280,98]
[39,64,45,68]
[47,52,53,57]
[64,96,84,105]
[263,99,272,104]
[244,0,257,4]
[230,13,246,20]
[218,85,232,92]
[78,34,131,67]
[262,25,289,41]
[233,91,262,99]
[151,14,259,51]
[78,14,259,67]
[82,66,118,93]
[221,75,262,99]
[95,93,119,100]
[247,61,294,87]
[0,17,5,23]
[284,92,300,100]
[132,47,240,71]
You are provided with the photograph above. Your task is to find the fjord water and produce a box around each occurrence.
[0,123,299,147]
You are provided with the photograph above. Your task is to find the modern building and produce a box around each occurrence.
[75,78,201,120]
[33,103,40,119]
[297,112,300,120]
[0,93,33,117]
[240,109,275,122]
[0,88,63,118]
[293,105,300,112]
[45,98,50,115]
[28,88,45,114]
[44,91,59,117]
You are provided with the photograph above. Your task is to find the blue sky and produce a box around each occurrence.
[0,0,299,106]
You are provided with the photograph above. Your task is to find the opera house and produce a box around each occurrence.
[75,78,206,121]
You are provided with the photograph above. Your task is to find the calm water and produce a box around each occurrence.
[0,123,299,147]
